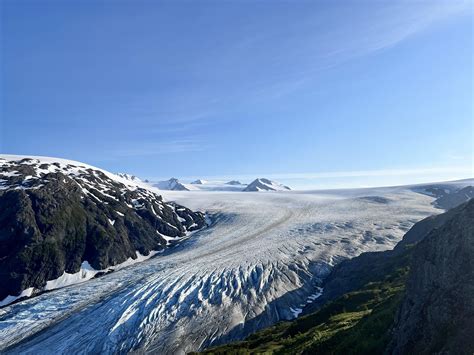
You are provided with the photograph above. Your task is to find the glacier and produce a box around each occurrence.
[0,185,441,354]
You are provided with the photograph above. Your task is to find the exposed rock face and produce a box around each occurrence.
[0,157,206,302]
[388,200,474,354]
[413,183,473,210]
[433,185,473,210]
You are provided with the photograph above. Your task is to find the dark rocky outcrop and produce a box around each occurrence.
[0,157,206,302]
[433,185,473,210]
[412,183,473,210]
[388,200,474,354]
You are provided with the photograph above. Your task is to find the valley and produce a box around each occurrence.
[0,182,445,354]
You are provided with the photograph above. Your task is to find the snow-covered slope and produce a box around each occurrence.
[0,183,440,354]
[0,155,143,189]
[116,172,141,182]
[0,155,206,307]
[243,178,291,191]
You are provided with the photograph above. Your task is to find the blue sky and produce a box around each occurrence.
[1,0,473,188]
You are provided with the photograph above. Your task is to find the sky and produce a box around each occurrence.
[1,0,473,189]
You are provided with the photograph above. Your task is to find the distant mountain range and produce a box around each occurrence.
[152,177,292,192]
[0,156,206,306]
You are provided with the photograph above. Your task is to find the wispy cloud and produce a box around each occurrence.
[177,165,472,181]
[88,1,471,132]
[238,1,472,100]
[72,1,472,165]
[261,166,473,181]
[103,139,207,159]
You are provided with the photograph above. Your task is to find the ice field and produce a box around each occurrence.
[0,186,440,354]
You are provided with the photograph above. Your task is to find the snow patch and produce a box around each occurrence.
[0,287,34,307]
[44,261,100,291]
[289,307,303,318]
[0,252,160,307]
[0,171,20,177]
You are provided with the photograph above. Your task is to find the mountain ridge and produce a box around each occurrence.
[0,156,206,306]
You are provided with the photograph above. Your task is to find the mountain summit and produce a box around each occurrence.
[191,179,207,185]
[243,178,291,192]
[225,180,242,185]
[154,178,190,191]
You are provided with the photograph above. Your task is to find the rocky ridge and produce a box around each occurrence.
[0,156,206,305]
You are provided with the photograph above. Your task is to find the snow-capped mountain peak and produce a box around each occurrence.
[191,179,207,185]
[243,178,291,192]
[154,177,190,191]
[226,180,243,185]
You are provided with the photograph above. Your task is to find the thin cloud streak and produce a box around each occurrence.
[243,1,472,101]
[103,139,207,159]
[261,166,474,180]
[80,1,470,134]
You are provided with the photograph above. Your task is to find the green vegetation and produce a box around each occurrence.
[200,265,409,355]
